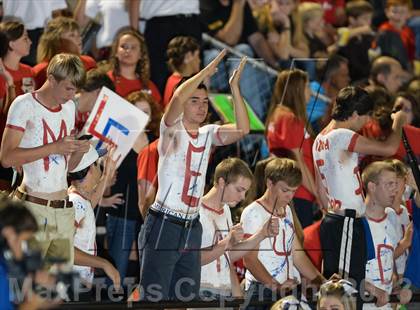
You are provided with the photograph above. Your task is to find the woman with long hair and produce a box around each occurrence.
[107,28,161,104]
[265,69,318,228]
[0,21,33,190]
[0,21,33,116]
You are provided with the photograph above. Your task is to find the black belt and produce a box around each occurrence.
[148,209,199,228]
[148,14,198,22]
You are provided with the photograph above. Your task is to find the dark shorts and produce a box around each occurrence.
[320,211,368,310]
[138,210,202,301]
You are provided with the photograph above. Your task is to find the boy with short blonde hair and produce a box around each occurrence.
[0,53,89,267]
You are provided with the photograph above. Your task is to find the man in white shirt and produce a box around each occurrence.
[241,158,324,310]
[313,86,407,309]
[198,158,278,300]
[0,54,89,267]
[138,50,250,301]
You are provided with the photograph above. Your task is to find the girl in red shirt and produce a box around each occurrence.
[0,21,34,190]
[107,28,161,104]
[265,69,318,228]
[0,21,34,116]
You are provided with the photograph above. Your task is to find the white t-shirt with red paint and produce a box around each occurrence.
[365,210,399,293]
[241,201,300,290]
[386,205,410,275]
[154,117,223,218]
[69,192,96,285]
[199,203,233,291]
[313,127,365,215]
[6,93,75,193]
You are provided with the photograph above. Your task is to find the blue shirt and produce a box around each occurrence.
[306,81,328,134]
[405,200,420,288]
[0,258,13,310]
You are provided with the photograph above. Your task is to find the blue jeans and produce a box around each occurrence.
[138,211,202,301]
[106,215,139,282]
[203,44,275,121]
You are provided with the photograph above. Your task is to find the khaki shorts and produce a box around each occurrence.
[16,198,75,269]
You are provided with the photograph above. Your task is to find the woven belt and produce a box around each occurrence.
[148,208,199,228]
[15,189,73,209]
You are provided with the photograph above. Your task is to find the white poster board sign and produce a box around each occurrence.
[81,87,149,166]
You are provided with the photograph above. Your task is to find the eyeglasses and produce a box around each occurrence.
[376,180,398,190]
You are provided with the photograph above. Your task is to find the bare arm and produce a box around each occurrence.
[229,264,243,297]
[243,249,279,289]
[270,24,308,59]
[0,128,52,168]
[74,0,90,29]
[292,236,324,282]
[288,40,310,58]
[2,85,16,116]
[74,247,121,289]
[364,281,389,307]
[67,138,90,172]
[164,49,226,126]
[394,222,412,259]
[90,149,118,208]
[267,31,290,60]
[215,0,246,46]
[248,32,279,67]
[201,238,230,266]
[0,60,16,114]
[138,180,157,219]
[314,165,329,209]
[217,57,250,145]
[202,218,277,265]
[228,218,278,261]
[129,0,141,30]
[291,149,318,198]
[243,248,297,291]
[355,111,406,157]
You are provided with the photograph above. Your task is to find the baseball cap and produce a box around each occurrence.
[70,145,107,173]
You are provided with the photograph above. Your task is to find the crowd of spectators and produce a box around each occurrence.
[0,0,419,309]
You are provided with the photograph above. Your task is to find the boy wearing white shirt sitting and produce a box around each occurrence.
[198,158,279,300]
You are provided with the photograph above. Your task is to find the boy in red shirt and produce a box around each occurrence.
[376,0,415,69]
